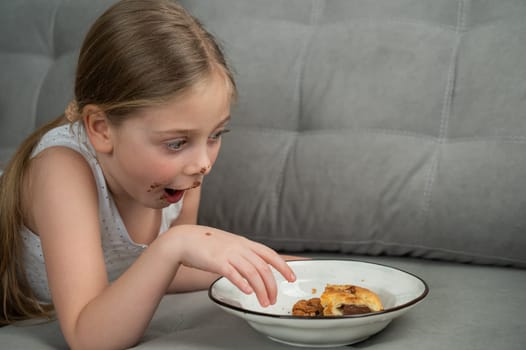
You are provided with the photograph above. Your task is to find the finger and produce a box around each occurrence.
[230,254,270,307]
[242,252,278,305]
[250,242,296,283]
[220,262,253,295]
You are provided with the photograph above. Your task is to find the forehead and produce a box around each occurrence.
[124,73,232,132]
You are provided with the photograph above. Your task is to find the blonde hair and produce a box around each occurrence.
[1,0,236,325]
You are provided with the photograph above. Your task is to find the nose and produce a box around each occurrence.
[183,144,212,176]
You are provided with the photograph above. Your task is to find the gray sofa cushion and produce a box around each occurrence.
[180,0,526,268]
[1,0,525,270]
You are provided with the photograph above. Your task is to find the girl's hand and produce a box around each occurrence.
[167,225,296,307]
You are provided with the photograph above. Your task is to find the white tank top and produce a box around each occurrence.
[21,122,182,303]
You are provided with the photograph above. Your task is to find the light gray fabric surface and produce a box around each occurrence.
[0,256,525,349]
[1,0,526,268]
[183,0,526,268]
[1,0,526,349]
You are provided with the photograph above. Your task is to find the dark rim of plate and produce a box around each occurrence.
[208,258,430,319]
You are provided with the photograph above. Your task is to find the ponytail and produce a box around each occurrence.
[0,116,66,325]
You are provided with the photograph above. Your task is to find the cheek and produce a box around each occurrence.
[112,136,180,184]
[115,139,153,169]
[120,148,177,181]
[147,157,184,181]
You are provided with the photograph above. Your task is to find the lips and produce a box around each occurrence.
[163,188,185,204]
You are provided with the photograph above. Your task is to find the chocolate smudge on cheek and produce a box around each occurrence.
[147,182,162,193]
[192,181,201,188]
[205,232,212,236]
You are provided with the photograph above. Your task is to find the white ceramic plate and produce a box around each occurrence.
[209,259,428,347]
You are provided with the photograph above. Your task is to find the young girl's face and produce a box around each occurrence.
[101,73,232,209]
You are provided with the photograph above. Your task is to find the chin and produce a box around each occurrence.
[138,198,168,210]
[152,201,170,210]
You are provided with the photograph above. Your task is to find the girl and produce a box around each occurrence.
[0,0,296,349]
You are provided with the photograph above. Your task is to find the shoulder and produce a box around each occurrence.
[22,146,99,233]
[28,146,94,188]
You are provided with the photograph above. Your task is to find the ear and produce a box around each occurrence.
[82,104,113,154]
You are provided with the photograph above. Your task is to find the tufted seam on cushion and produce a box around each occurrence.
[230,126,526,148]
[29,2,60,131]
[326,18,460,33]
[275,0,324,228]
[438,0,466,142]
[420,0,466,219]
[276,135,297,233]
[31,60,55,131]
[236,125,438,142]
[278,129,526,145]
[446,135,526,144]
[296,0,324,132]
[48,0,59,59]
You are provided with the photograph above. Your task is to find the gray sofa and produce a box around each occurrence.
[1,0,525,349]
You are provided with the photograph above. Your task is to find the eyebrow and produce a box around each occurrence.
[153,115,231,135]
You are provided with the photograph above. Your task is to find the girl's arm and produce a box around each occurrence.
[28,148,173,349]
[28,148,295,350]
[167,186,220,293]
[166,187,306,294]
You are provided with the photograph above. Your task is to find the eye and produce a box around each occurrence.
[166,138,187,151]
[209,128,230,142]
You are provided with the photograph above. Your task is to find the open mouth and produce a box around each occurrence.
[163,188,184,204]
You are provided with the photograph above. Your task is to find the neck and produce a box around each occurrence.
[113,197,162,245]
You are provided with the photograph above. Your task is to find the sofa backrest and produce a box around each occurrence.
[1,0,525,267]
